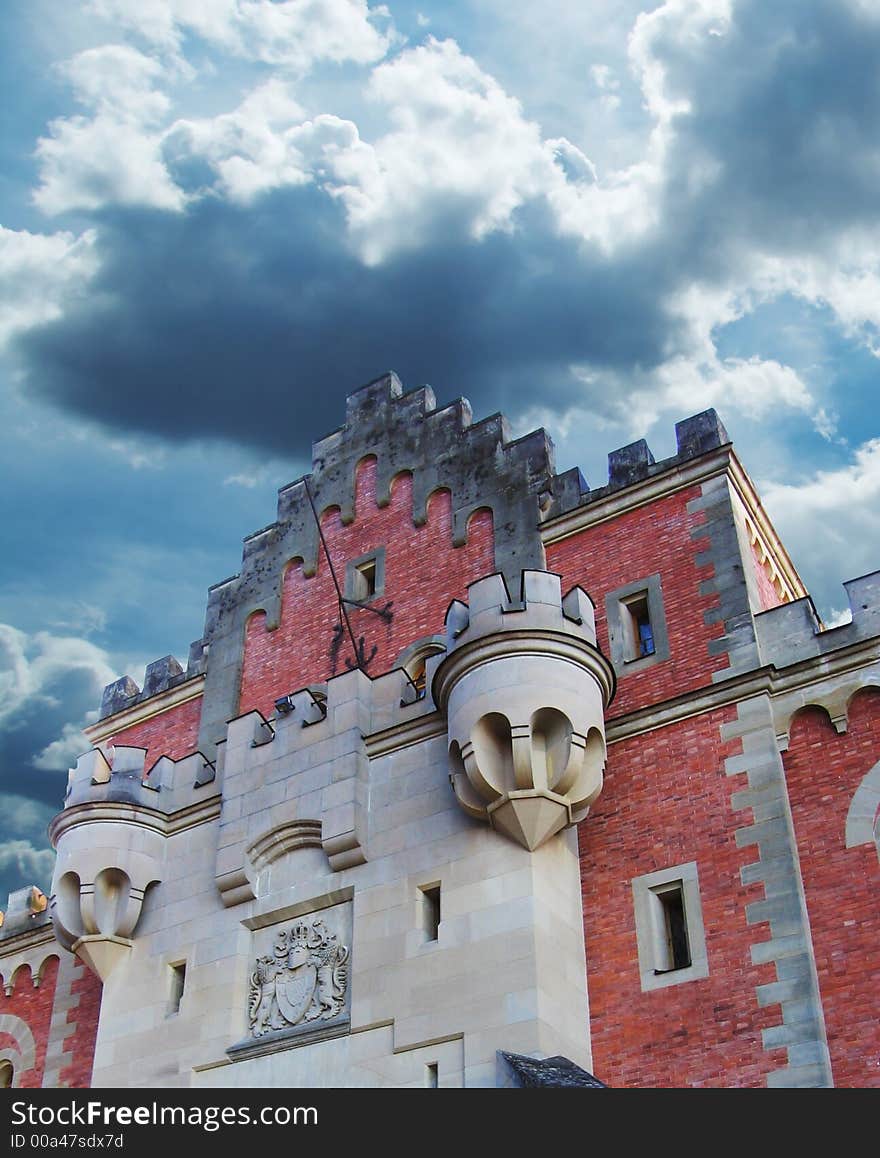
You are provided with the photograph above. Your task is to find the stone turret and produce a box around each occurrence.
[48,745,218,980]
[433,570,615,850]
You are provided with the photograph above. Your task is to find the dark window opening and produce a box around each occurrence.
[625,594,655,659]
[411,657,427,698]
[420,884,441,942]
[654,885,691,973]
[0,1060,13,1088]
[425,1062,439,1088]
[168,961,186,1015]
[356,559,377,599]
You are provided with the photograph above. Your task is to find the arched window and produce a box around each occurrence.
[396,637,446,702]
[0,1059,13,1088]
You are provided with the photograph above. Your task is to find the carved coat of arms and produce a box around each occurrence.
[248,918,350,1037]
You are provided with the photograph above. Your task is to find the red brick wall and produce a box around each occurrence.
[106,695,202,773]
[59,960,102,1088]
[747,537,785,612]
[782,689,880,1088]
[239,458,495,718]
[0,955,59,1088]
[581,707,784,1088]
[547,484,728,718]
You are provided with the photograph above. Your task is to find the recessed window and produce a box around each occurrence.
[168,961,186,1015]
[623,593,655,660]
[0,1059,13,1088]
[410,656,427,698]
[420,883,441,942]
[632,861,708,991]
[396,637,446,706]
[344,548,385,604]
[651,882,691,972]
[353,558,377,600]
[425,1062,439,1088]
[605,574,669,675]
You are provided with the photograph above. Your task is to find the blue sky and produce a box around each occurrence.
[1,0,879,903]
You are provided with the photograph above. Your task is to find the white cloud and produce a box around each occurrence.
[762,438,880,516]
[0,227,99,346]
[33,722,92,772]
[591,63,621,112]
[0,841,55,893]
[0,624,115,745]
[33,44,184,214]
[164,79,310,202]
[566,346,817,439]
[88,0,394,71]
[759,439,880,613]
[311,37,569,262]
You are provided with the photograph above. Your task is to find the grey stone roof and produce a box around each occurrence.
[499,1051,608,1088]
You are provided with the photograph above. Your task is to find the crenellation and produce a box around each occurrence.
[63,744,217,813]
[142,656,184,698]
[549,407,732,520]
[755,570,880,668]
[608,439,655,489]
[99,676,140,719]
[98,656,195,721]
[0,887,50,941]
[675,408,730,459]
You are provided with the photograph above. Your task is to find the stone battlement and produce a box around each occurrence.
[755,570,880,669]
[440,569,602,655]
[63,744,216,812]
[99,653,204,720]
[0,885,50,943]
[549,408,730,515]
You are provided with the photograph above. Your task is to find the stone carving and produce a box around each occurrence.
[248,919,349,1037]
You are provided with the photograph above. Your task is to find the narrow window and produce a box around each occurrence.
[168,961,186,1015]
[652,883,691,973]
[345,551,385,604]
[624,593,655,660]
[420,884,441,942]
[605,574,668,675]
[410,656,427,698]
[632,861,708,991]
[425,1062,439,1088]
[0,1059,13,1088]
[354,557,377,601]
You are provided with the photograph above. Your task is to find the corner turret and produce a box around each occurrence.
[433,570,615,850]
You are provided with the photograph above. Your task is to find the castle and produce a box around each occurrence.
[1,372,878,1088]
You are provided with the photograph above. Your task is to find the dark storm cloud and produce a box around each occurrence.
[15,190,683,457]
[655,0,880,257]
[0,657,102,814]
[12,0,880,460]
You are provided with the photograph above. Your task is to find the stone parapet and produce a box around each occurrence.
[755,571,880,669]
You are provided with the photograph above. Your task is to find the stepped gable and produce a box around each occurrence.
[189,372,556,754]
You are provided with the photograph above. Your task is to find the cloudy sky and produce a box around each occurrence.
[2,0,879,906]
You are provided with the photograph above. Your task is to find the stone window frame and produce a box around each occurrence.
[631,860,709,992]
[605,573,670,676]
[344,547,386,604]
